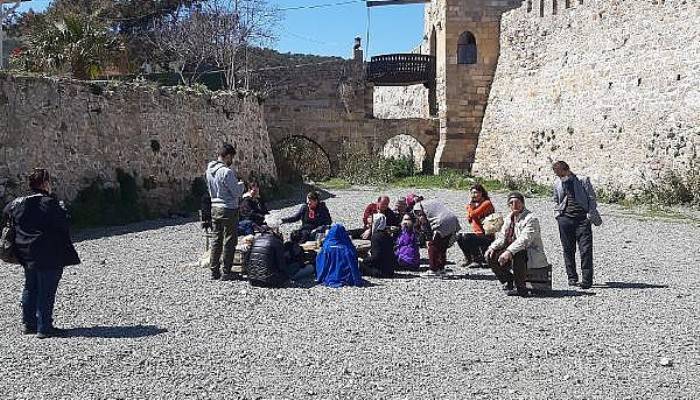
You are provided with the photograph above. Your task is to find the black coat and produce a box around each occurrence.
[366,230,396,278]
[239,195,269,226]
[282,202,332,231]
[246,232,288,287]
[3,190,80,269]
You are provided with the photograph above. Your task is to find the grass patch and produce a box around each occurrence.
[316,177,352,190]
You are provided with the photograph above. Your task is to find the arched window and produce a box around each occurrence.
[457,31,477,65]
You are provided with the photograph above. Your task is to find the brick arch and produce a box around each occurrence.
[271,133,338,175]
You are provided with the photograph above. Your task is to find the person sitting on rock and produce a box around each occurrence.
[484,192,549,297]
[358,196,400,239]
[315,224,363,288]
[457,184,495,268]
[413,199,461,276]
[239,181,269,233]
[360,213,396,278]
[282,191,332,243]
[395,213,420,271]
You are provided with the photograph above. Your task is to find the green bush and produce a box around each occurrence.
[337,141,419,185]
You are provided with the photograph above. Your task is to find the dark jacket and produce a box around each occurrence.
[2,190,80,269]
[239,195,268,226]
[365,229,396,278]
[246,232,288,287]
[282,202,332,231]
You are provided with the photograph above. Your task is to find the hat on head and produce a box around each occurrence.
[507,191,525,203]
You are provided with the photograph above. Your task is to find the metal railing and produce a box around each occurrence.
[366,53,436,86]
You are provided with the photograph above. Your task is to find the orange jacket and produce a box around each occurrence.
[466,199,494,235]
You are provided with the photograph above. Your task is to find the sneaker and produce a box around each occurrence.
[568,279,580,287]
[210,269,221,280]
[506,288,530,297]
[37,327,68,339]
[502,281,514,291]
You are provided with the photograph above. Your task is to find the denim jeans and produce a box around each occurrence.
[210,207,239,273]
[22,266,64,333]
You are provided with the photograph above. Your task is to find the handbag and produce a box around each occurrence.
[0,199,20,264]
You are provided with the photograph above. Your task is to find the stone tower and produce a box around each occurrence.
[425,0,521,172]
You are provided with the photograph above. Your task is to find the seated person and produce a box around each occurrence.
[484,192,549,297]
[405,193,424,213]
[457,184,495,268]
[239,181,269,228]
[315,224,363,288]
[354,196,400,239]
[360,214,396,278]
[282,191,332,243]
[394,197,408,217]
[394,214,420,271]
[414,199,461,276]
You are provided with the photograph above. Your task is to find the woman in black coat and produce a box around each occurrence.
[281,191,332,243]
[3,169,80,338]
[361,213,396,278]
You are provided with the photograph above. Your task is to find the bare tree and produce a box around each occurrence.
[151,0,278,89]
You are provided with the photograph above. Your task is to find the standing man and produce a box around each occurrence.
[206,143,246,281]
[552,161,601,289]
[485,192,549,297]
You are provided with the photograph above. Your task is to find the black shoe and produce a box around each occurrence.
[220,272,241,281]
[568,279,580,287]
[37,327,68,339]
[506,288,530,297]
[22,325,37,335]
[580,282,592,289]
[502,281,514,291]
[210,269,221,280]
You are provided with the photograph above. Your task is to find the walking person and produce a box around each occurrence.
[552,161,602,289]
[206,143,246,281]
[2,168,80,338]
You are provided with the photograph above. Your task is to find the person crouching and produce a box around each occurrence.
[395,214,420,271]
[484,192,549,297]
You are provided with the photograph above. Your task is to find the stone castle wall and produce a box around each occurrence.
[0,73,276,212]
[251,60,440,172]
[473,0,700,190]
[373,85,429,119]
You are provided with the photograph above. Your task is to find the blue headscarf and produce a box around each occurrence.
[315,224,363,288]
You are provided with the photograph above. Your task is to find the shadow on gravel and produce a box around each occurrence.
[598,281,669,290]
[534,290,596,298]
[63,325,168,339]
[392,272,421,279]
[73,217,196,243]
[440,274,499,281]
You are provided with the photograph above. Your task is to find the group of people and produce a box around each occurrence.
[1,142,600,338]
[203,144,601,297]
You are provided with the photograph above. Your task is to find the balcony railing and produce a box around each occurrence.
[366,54,436,86]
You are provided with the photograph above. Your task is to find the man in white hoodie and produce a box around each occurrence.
[206,143,246,280]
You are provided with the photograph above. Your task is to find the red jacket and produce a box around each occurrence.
[466,199,494,235]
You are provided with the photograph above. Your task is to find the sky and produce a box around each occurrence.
[13,0,426,59]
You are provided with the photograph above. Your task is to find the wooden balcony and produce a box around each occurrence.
[366,54,436,86]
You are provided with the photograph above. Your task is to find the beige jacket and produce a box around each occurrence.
[488,209,550,270]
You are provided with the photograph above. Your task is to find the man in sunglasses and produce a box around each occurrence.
[485,192,550,297]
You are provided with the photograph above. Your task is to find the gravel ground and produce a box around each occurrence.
[1,188,698,400]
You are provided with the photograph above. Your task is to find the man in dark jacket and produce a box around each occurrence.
[3,168,80,338]
[246,230,289,288]
[281,191,332,243]
[239,181,269,227]
[360,213,396,278]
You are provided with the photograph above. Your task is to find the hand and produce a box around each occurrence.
[498,250,513,267]
[484,248,493,260]
[361,229,371,240]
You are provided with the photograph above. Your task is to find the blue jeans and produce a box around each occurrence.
[22,266,64,333]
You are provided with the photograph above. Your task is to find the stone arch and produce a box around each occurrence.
[382,134,428,173]
[457,31,478,65]
[273,135,333,181]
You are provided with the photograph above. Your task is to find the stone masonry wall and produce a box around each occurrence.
[473,0,700,191]
[0,73,276,212]
[373,85,429,119]
[250,60,440,172]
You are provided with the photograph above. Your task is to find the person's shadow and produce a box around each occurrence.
[62,325,167,339]
[597,281,669,290]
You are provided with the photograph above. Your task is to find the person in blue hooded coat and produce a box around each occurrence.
[315,224,363,288]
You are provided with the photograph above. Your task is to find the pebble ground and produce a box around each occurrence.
[1,188,698,399]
